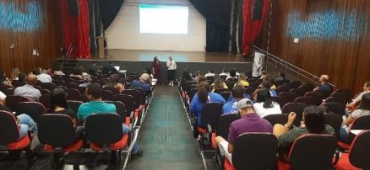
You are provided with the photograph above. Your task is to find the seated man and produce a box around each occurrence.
[0,91,37,139]
[131,73,151,94]
[313,75,333,93]
[14,73,41,101]
[222,85,245,115]
[215,98,273,164]
[77,83,143,158]
[273,106,335,161]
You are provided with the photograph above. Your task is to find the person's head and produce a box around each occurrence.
[221,68,227,73]
[232,85,245,99]
[256,89,273,108]
[229,69,236,77]
[140,73,150,83]
[279,72,286,78]
[32,69,41,75]
[26,73,38,86]
[302,106,326,134]
[18,72,26,82]
[196,75,206,83]
[86,83,102,100]
[11,67,20,79]
[154,56,159,62]
[236,98,254,116]
[261,80,272,89]
[208,69,213,73]
[182,70,192,79]
[105,74,120,87]
[198,81,210,103]
[169,56,173,61]
[49,88,68,112]
[358,93,370,110]
[363,81,370,92]
[238,73,247,81]
[0,91,6,105]
[319,75,329,83]
[261,70,267,76]
[213,77,225,90]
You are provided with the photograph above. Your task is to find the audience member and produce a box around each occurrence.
[0,70,12,87]
[340,93,370,143]
[36,68,52,83]
[275,72,287,82]
[211,77,228,92]
[253,89,282,118]
[313,75,333,93]
[226,69,238,81]
[77,83,143,157]
[70,67,83,80]
[12,72,27,87]
[236,73,249,87]
[215,98,273,164]
[219,68,229,77]
[346,81,370,110]
[10,67,20,81]
[204,69,216,78]
[14,73,41,101]
[190,81,226,139]
[104,74,125,93]
[222,85,245,115]
[131,73,150,94]
[0,91,38,139]
[102,61,118,75]
[88,61,99,76]
[53,65,65,76]
[273,106,334,161]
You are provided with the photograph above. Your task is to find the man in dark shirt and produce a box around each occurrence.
[215,98,273,164]
[101,61,118,75]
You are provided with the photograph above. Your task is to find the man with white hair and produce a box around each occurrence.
[313,74,333,93]
[131,73,151,94]
[14,73,41,101]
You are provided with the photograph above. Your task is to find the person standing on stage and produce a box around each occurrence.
[166,56,177,86]
[152,56,162,85]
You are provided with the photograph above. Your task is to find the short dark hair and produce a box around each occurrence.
[232,85,245,99]
[87,83,102,99]
[303,106,326,134]
[256,89,273,108]
[32,69,40,75]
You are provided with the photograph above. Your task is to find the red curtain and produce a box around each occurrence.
[242,0,270,55]
[59,0,91,59]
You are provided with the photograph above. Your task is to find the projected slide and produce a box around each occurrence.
[139,4,188,34]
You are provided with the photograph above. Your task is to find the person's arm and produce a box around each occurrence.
[273,112,296,138]
[227,143,234,153]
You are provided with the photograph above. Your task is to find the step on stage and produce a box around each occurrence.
[69,50,253,79]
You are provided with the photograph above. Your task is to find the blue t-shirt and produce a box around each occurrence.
[318,83,332,92]
[131,80,150,93]
[190,92,226,126]
[77,101,116,122]
[222,99,239,115]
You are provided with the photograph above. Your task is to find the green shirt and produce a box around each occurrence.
[77,101,116,122]
[278,125,335,151]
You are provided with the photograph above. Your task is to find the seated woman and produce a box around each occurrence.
[190,81,226,139]
[273,106,335,161]
[0,91,37,139]
[235,73,249,87]
[103,74,125,94]
[50,88,84,136]
[70,67,83,80]
[211,77,228,92]
[340,93,370,143]
[346,81,370,111]
[253,89,282,118]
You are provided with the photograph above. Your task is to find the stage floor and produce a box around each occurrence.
[81,49,246,63]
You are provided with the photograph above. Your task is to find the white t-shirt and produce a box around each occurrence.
[253,102,282,118]
[37,73,52,83]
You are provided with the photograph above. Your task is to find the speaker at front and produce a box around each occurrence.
[68,0,79,16]
[252,0,264,21]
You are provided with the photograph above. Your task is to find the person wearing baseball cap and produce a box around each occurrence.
[215,98,273,164]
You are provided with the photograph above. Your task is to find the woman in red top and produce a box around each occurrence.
[152,56,162,85]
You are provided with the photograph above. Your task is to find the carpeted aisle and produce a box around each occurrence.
[126,86,204,170]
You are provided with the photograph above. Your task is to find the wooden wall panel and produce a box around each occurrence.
[0,0,61,76]
[260,0,370,94]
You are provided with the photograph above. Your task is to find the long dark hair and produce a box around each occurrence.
[303,106,326,134]
[358,93,370,110]
[105,74,120,88]
[198,81,210,103]
[256,89,273,108]
[49,88,68,113]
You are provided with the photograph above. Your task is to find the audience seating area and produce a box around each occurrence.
[178,72,370,170]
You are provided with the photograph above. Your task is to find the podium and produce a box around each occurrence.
[96,36,105,59]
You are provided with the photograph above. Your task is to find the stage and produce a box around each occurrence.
[61,50,253,80]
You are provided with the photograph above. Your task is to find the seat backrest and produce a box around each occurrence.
[39,94,50,110]
[201,103,223,127]
[113,94,136,113]
[38,114,77,147]
[0,111,19,144]
[288,134,337,170]
[324,96,347,105]
[232,133,278,170]
[349,130,370,169]
[85,113,123,145]
[294,96,320,106]
[282,102,308,127]
[39,82,55,92]
[5,95,31,111]
[105,101,127,123]
[16,102,46,123]
[350,115,370,130]
[289,81,302,89]
[323,113,342,139]
[321,102,346,116]
[264,114,288,126]
[279,92,299,103]
[122,89,141,108]
[67,100,83,115]
[66,89,81,101]
[216,114,239,139]
[330,89,352,104]
[103,87,120,95]
[101,89,114,101]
